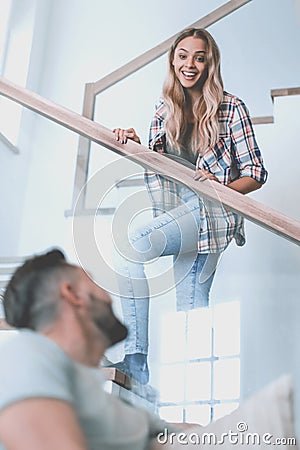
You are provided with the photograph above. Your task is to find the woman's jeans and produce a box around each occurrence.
[114,189,220,355]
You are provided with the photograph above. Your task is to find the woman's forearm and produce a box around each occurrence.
[227,176,263,195]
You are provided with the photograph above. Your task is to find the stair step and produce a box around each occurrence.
[252,116,274,125]
[271,87,300,100]
[102,366,158,402]
[102,367,131,389]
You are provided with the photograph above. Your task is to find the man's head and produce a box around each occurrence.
[3,249,71,329]
[3,249,127,347]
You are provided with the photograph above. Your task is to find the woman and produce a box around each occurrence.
[111,28,268,384]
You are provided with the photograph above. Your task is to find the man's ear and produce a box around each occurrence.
[60,282,82,306]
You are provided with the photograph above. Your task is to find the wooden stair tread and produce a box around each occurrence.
[271,87,300,100]
[252,116,274,125]
[102,367,158,404]
[102,367,131,389]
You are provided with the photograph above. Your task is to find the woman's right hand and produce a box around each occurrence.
[113,127,141,144]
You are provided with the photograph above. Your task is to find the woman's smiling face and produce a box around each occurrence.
[172,36,207,92]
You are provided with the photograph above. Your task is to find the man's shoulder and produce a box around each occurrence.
[0,330,71,379]
[0,330,63,359]
[0,331,75,412]
[0,330,38,357]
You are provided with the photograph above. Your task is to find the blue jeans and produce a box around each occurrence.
[114,189,220,355]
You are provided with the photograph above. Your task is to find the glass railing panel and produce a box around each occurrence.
[0,96,299,435]
[82,135,300,426]
[155,227,299,425]
[87,61,300,426]
[93,55,168,146]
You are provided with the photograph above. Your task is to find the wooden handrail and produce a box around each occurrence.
[91,0,252,96]
[0,76,299,246]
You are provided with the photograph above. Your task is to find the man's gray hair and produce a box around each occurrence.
[3,249,76,330]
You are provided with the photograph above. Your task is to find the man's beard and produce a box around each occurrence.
[90,295,128,346]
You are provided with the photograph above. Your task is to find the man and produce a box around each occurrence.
[0,249,172,450]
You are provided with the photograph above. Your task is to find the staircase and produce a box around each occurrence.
[252,87,300,125]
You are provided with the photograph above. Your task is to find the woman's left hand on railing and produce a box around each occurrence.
[193,169,220,183]
[113,127,141,144]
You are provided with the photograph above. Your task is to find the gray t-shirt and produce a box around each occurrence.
[0,330,168,450]
[165,123,198,169]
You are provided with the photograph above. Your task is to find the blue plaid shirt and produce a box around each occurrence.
[144,92,268,253]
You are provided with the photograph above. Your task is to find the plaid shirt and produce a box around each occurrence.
[144,92,268,253]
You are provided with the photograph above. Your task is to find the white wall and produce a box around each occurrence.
[0,0,299,409]
[2,0,299,254]
[0,0,52,256]
[212,93,300,398]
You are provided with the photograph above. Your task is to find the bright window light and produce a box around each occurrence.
[159,405,183,423]
[160,311,186,363]
[185,404,211,426]
[187,307,212,359]
[214,358,240,400]
[214,301,240,356]
[159,301,240,423]
[159,363,185,403]
[186,362,211,401]
[214,402,239,421]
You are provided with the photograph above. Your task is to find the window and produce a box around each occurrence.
[159,301,240,425]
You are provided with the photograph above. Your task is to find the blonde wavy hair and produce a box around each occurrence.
[162,28,224,156]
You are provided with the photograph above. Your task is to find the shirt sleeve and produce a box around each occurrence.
[230,98,268,184]
[148,99,166,152]
[0,332,74,411]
